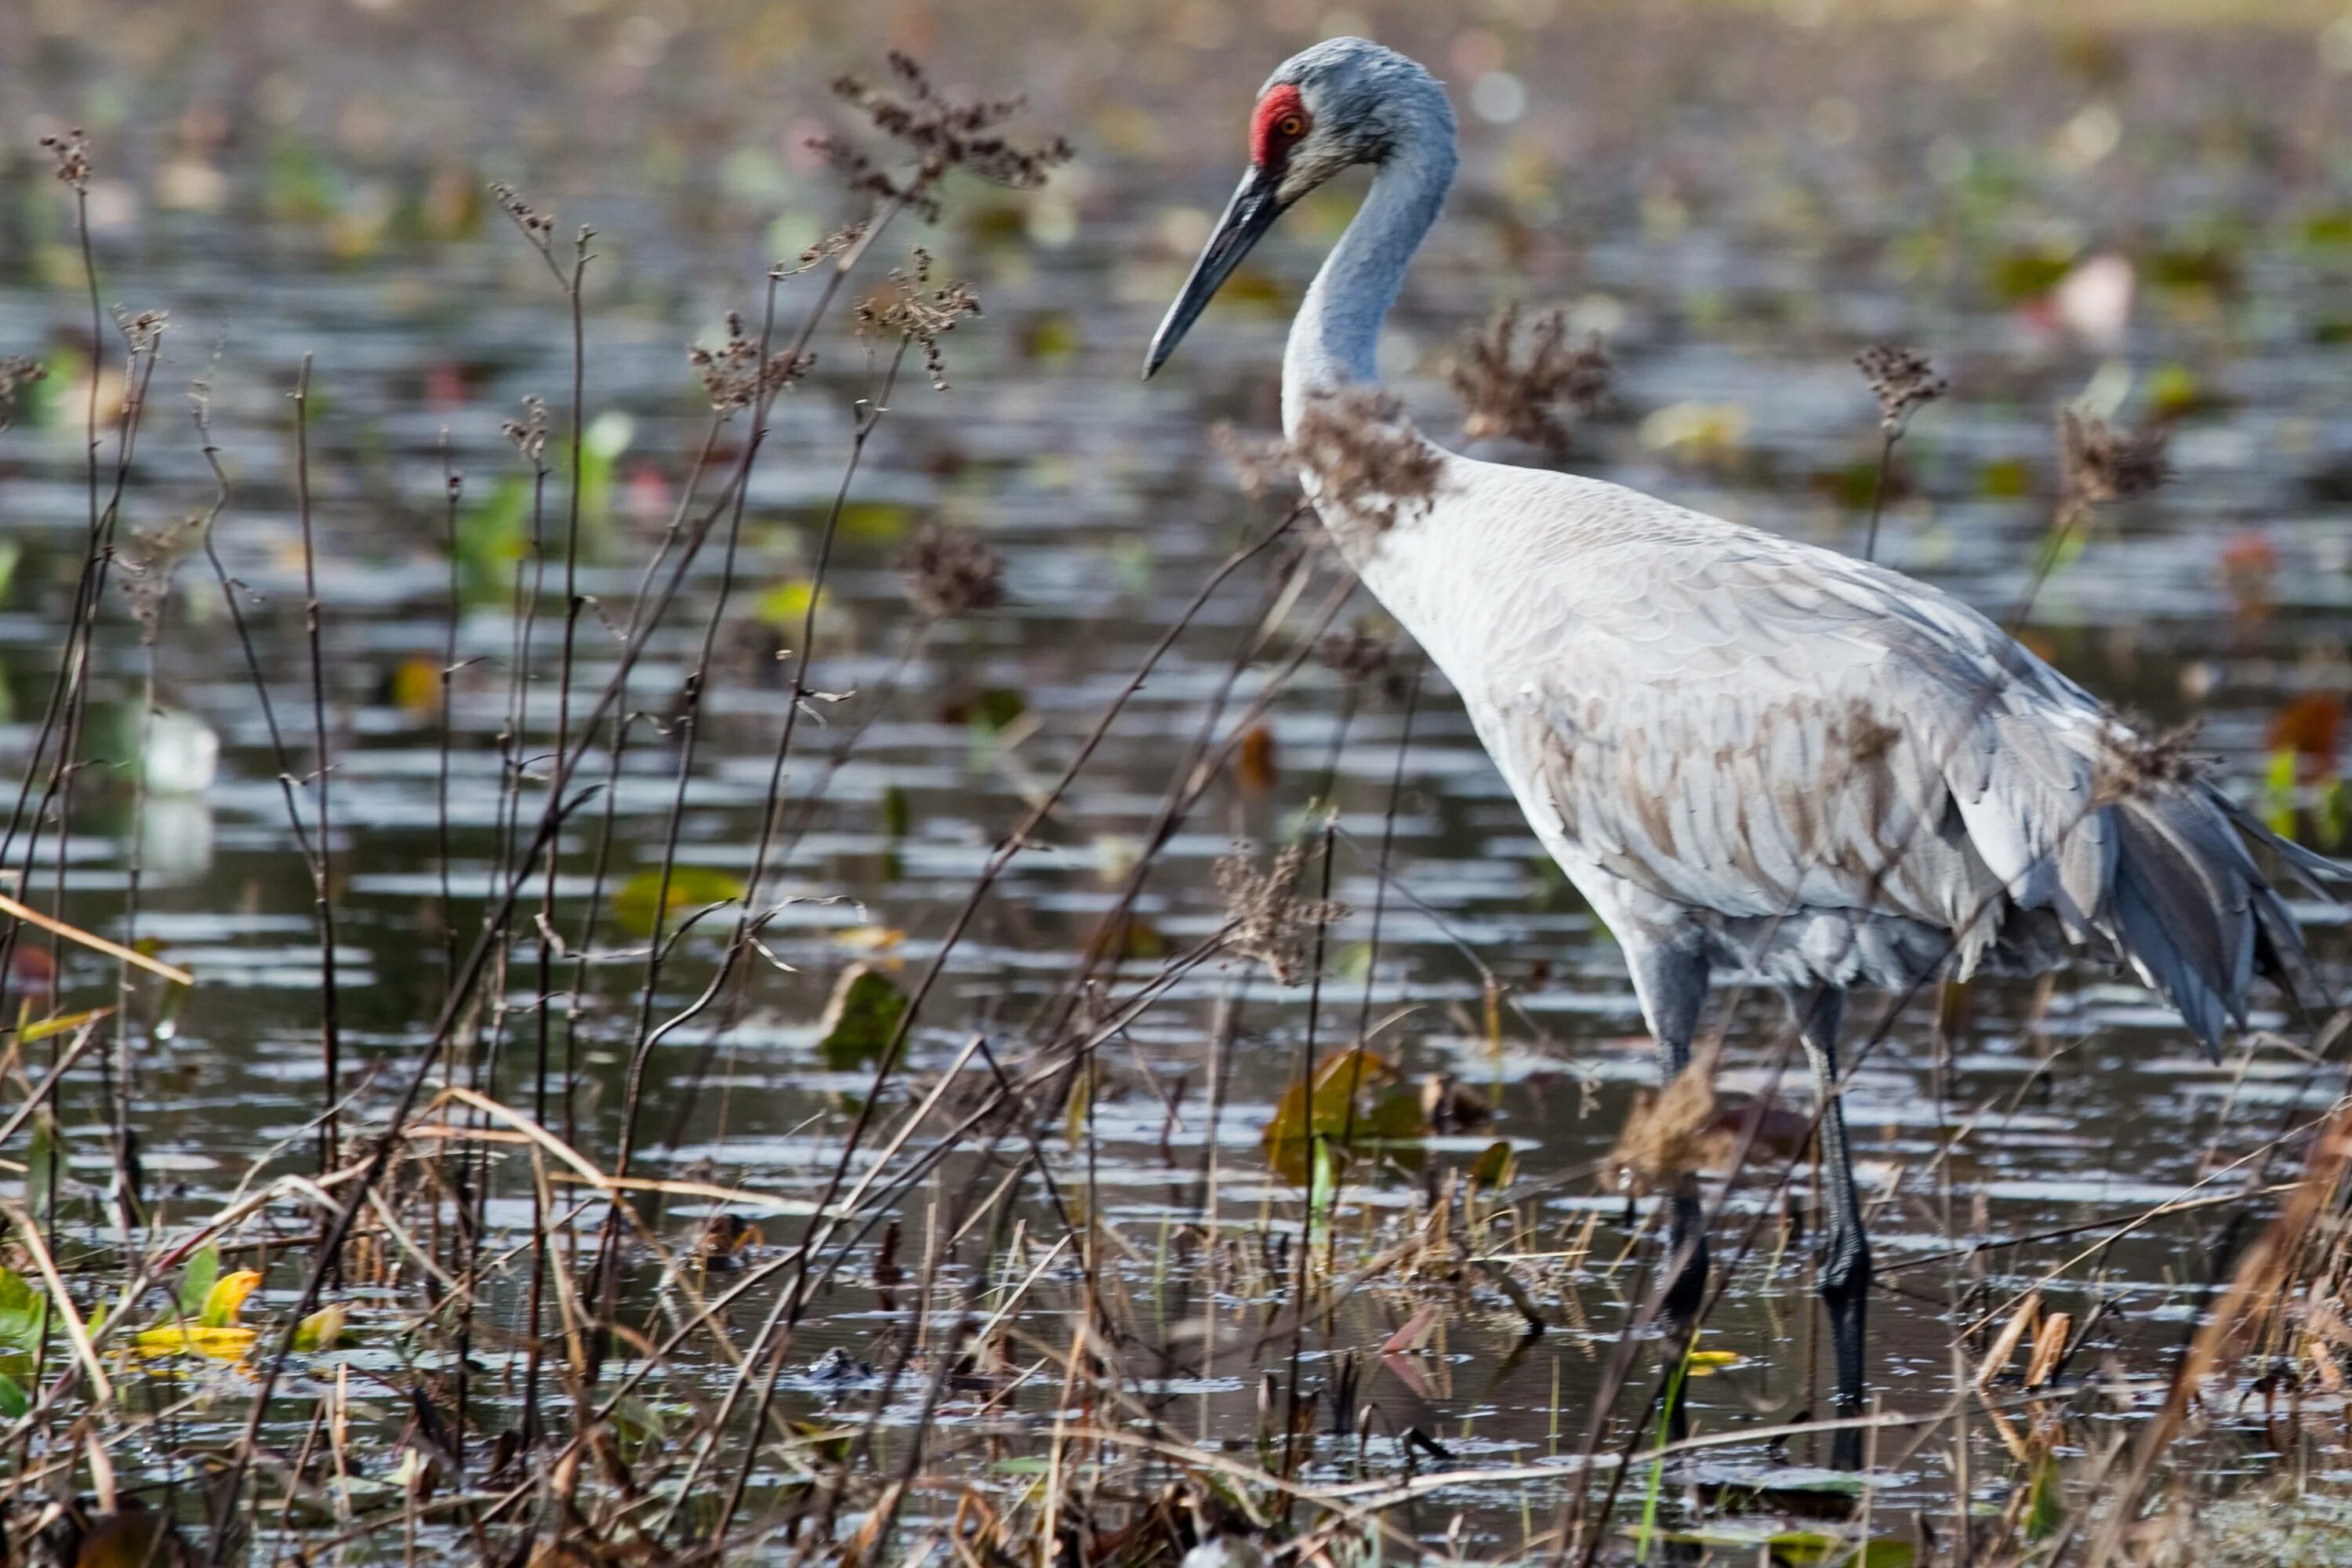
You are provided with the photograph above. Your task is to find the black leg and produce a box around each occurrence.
[1790,985,1871,1469]
[1628,941,1711,1438]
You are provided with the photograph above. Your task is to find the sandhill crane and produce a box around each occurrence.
[1143,35,2337,1462]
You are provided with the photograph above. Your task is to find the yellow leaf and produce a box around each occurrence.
[293,1304,347,1352]
[132,1324,257,1360]
[835,926,905,953]
[200,1269,261,1329]
[1685,1348,1743,1377]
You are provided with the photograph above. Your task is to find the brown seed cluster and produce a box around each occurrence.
[115,308,168,357]
[1449,303,1613,452]
[790,221,869,274]
[40,129,89,192]
[1610,1046,1726,1194]
[1853,343,1947,436]
[119,515,206,644]
[0,356,48,431]
[2058,406,2170,514]
[1210,423,1298,500]
[819,52,1074,221]
[1214,844,1346,987]
[488,181,557,252]
[1290,388,1443,536]
[688,312,811,412]
[503,395,549,463]
[857,249,982,389]
[897,521,1004,620]
[2093,712,2203,805]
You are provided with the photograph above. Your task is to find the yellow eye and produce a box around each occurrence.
[1276,114,1305,138]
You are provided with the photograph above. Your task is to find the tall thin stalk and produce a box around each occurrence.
[292,356,343,1177]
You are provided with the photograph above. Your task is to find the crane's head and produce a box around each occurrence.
[1144,38,1455,379]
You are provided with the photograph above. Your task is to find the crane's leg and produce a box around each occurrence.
[1628,942,1711,1344]
[1788,984,1871,1469]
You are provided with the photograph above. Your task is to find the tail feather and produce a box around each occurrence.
[2100,786,2336,1058]
[2212,787,2352,895]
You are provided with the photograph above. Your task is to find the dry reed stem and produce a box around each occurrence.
[0,892,191,985]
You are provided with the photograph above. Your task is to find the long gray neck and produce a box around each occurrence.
[1281,134,1454,436]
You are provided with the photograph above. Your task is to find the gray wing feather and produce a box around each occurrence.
[1482,524,2328,1054]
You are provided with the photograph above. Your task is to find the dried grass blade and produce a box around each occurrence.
[0,891,191,985]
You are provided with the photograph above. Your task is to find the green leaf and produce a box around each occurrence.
[21,1113,56,1227]
[0,1266,44,1355]
[2266,745,2300,839]
[179,1243,220,1322]
[2025,1452,2065,1541]
[756,579,827,630]
[965,688,1029,768]
[1308,1137,1338,1232]
[816,964,909,1071]
[0,1373,27,1420]
[456,475,532,603]
[838,503,913,546]
[20,1007,111,1046]
[612,865,745,938]
[1470,1140,1518,1190]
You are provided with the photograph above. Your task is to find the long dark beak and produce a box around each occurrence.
[1143,166,1284,379]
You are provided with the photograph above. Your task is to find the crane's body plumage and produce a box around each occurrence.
[1330,448,2315,1044]
[1148,33,2332,1457]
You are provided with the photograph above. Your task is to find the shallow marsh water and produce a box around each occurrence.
[2,2,2352,1559]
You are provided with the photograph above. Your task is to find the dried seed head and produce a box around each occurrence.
[114,307,168,357]
[2058,405,2169,514]
[818,51,1073,221]
[503,395,549,463]
[2093,712,2203,805]
[1853,343,1947,437]
[791,221,869,274]
[688,311,811,411]
[40,129,89,192]
[119,515,206,644]
[1290,388,1443,538]
[1214,843,1346,987]
[1449,303,1613,452]
[1610,1046,1726,1193]
[856,249,982,389]
[488,181,557,251]
[1211,423,1298,500]
[0,356,47,431]
[897,521,1004,619]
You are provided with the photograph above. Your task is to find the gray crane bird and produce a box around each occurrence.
[1144,35,2339,1462]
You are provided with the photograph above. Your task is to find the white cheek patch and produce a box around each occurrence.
[1277,144,1351,204]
